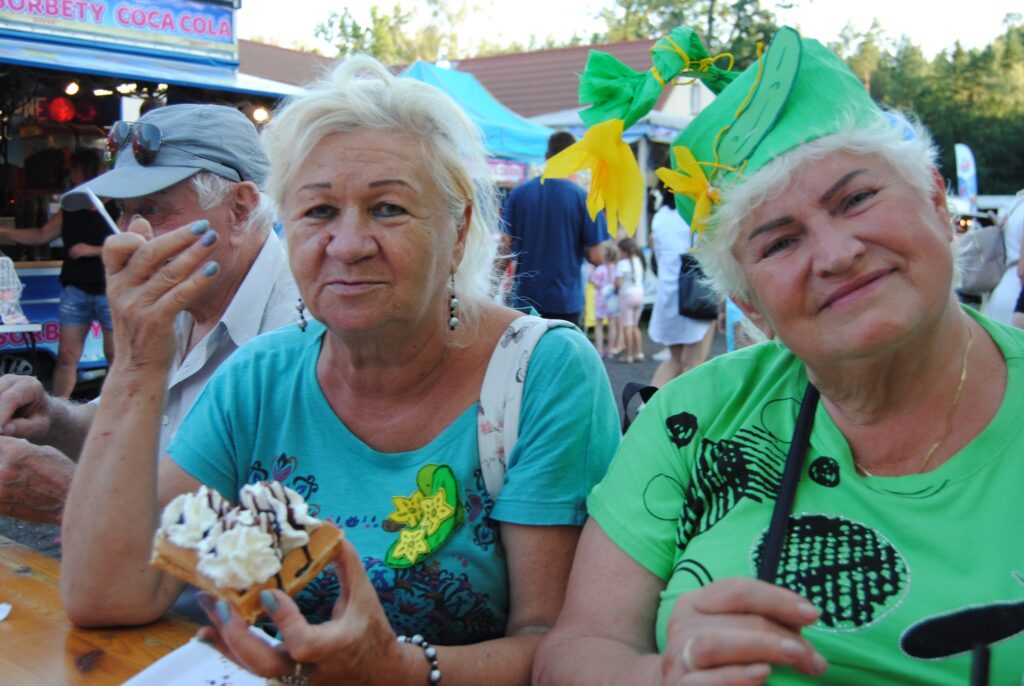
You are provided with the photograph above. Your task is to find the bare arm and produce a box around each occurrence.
[586,244,604,266]
[534,520,667,685]
[60,217,220,626]
[0,438,75,524]
[0,213,63,246]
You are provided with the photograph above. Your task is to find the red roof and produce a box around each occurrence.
[452,39,667,117]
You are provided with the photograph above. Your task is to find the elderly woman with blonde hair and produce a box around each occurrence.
[59,54,619,686]
[534,26,1024,685]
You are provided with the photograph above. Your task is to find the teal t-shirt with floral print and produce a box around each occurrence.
[588,307,1024,685]
[170,319,619,645]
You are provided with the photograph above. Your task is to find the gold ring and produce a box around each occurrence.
[268,662,309,686]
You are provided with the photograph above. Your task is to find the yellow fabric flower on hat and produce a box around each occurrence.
[542,119,643,237]
[655,145,723,234]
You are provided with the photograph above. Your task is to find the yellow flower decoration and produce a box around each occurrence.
[655,146,723,234]
[392,527,430,564]
[418,487,456,536]
[387,491,424,528]
[542,119,643,237]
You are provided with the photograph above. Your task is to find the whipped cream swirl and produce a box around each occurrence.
[156,480,323,590]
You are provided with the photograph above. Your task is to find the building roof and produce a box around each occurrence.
[238,39,338,87]
[451,39,667,118]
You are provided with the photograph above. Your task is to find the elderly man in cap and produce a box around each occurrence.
[0,104,299,524]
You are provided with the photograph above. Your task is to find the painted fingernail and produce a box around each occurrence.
[196,591,215,615]
[216,600,231,624]
[745,664,771,679]
[811,652,828,675]
[132,214,144,223]
[200,230,218,247]
[260,590,279,613]
[196,635,214,646]
[203,261,220,277]
[190,220,211,235]
[797,601,819,618]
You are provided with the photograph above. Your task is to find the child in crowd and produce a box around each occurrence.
[615,237,646,363]
[589,243,618,358]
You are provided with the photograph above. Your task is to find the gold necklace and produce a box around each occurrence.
[853,324,974,477]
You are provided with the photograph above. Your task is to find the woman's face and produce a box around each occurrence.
[283,129,466,338]
[731,150,954,364]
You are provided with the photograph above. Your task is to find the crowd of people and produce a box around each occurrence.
[0,21,1022,686]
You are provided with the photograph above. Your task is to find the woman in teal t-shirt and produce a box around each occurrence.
[534,25,1024,686]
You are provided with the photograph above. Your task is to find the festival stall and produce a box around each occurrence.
[0,0,297,389]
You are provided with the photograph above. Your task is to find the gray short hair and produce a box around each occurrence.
[188,171,276,234]
[697,111,943,301]
[261,55,500,333]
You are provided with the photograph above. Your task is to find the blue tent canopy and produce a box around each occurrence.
[400,61,553,162]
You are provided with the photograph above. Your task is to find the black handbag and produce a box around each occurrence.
[677,253,718,320]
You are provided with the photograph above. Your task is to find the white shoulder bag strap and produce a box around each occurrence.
[477,315,574,497]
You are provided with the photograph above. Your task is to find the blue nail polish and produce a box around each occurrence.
[190,220,211,235]
[216,600,231,624]
[260,590,279,613]
[203,261,219,277]
[200,230,218,247]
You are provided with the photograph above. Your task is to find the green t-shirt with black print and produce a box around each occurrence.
[588,307,1024,685]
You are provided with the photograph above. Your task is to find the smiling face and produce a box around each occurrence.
[731,150,955,364]
[283,129,466,339]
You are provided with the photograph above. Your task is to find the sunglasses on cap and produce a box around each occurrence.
[106,121,242,182]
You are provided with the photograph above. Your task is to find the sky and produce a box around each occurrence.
[236,0,1022,58]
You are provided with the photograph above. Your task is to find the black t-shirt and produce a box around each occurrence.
[59,201,120,296]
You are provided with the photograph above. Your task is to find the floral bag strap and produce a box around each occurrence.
[477,315,574,497]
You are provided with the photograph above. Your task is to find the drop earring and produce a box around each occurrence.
[448,274,459,331]
[296,298,307,332]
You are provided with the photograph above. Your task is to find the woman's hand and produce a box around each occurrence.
[199,537,416,686]
[660,577,827,684]
[102,216,219,372]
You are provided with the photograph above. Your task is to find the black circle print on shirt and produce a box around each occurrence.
[666,411,699,448]
[809,457,840,488]
[752,514,908,630]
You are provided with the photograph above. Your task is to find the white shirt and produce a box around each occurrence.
[160,230,299,456]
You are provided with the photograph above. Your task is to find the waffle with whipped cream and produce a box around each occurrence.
[151,481,343,623]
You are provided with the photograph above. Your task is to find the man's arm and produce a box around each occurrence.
[0,375,96,459]
[0,439,75,524]
[585,244,604,266]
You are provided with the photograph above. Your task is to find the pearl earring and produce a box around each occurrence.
[296,298,307,332]
[448,274,459,331]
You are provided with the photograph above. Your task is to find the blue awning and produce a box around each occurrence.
[0,34,301,98]
[401,61,553,162]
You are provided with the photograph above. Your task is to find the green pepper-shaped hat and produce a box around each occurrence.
[543,26,883,237]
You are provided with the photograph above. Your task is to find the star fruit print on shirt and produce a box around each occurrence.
[652,395,910,630]
[383,464,463,567]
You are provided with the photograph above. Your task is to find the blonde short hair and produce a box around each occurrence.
[261,55,500,331]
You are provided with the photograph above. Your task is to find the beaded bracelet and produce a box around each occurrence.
[397,634,442,684]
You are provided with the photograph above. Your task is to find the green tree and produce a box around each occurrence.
[597,0,783,66]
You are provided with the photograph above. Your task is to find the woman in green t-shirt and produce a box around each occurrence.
[534,24,1024,686]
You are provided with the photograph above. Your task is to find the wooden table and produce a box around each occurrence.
[0,535,199,685]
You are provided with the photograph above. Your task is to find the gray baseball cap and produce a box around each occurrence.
[61,104,269,211]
